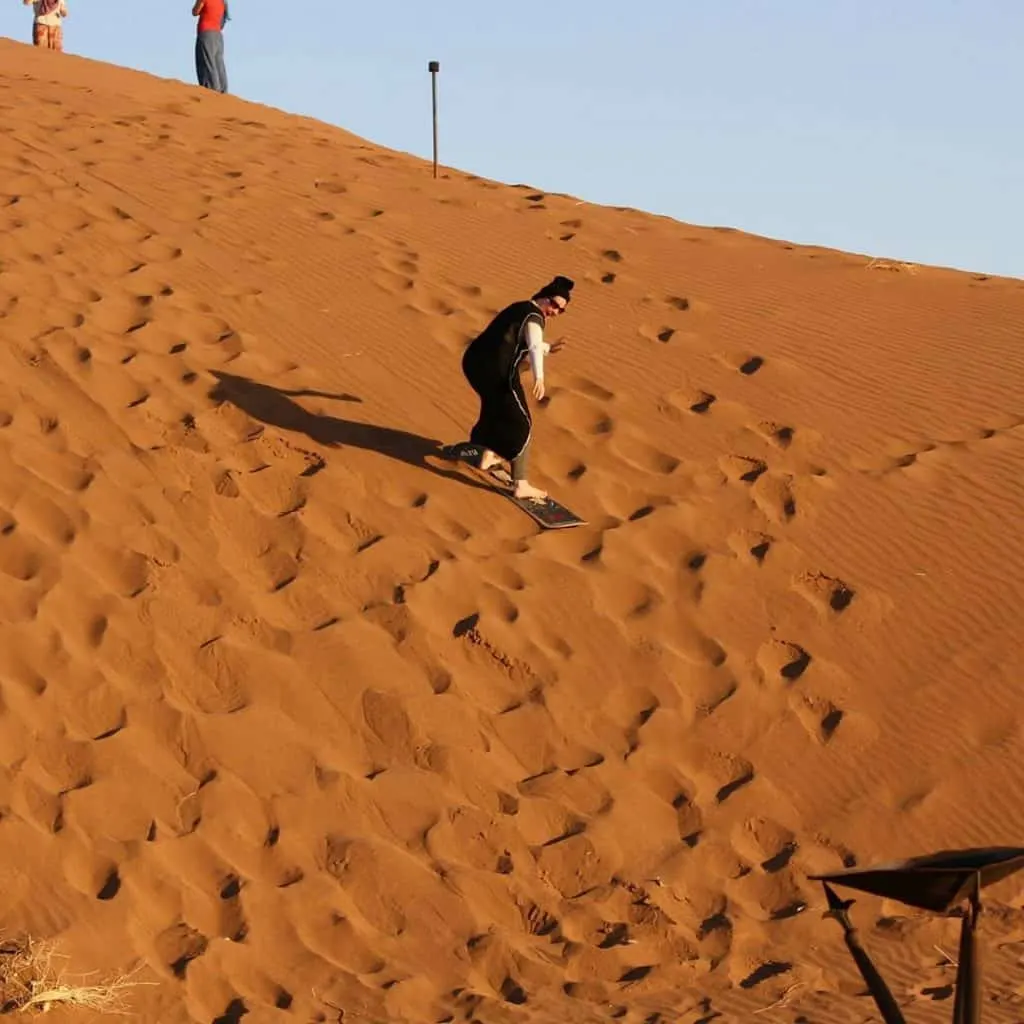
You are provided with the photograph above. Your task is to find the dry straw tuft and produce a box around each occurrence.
[866,257,919,274]
[1,934,155,1015]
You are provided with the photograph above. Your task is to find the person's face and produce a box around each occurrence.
[543,296,568,318]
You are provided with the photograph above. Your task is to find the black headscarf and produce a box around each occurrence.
[532,275,575,304]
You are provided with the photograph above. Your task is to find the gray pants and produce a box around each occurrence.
[511,449,529,482]
[196,30,227,93]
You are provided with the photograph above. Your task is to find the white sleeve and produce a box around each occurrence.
[525,319,549,382]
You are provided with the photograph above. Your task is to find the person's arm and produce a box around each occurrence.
[192,0,204,15]
[525,319,550,398]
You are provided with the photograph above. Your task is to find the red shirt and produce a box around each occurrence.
[197,0,225,32]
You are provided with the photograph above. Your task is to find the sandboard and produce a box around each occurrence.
[435,442,586,530]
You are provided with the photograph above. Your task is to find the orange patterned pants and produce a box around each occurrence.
[32,23,63,51]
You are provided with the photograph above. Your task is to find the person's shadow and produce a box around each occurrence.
[207,371,494,492]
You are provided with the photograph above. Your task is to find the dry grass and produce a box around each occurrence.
[0,935,155,1015]
[866,256,920,274]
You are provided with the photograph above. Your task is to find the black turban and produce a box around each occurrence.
[532,275,575,304]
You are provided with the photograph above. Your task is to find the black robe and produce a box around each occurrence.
[461,300,543,462]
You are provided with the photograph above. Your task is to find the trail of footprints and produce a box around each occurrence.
[859,416,1024,477]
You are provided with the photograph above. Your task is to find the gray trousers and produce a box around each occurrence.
[196,30,228,93]
[511,450,529,482]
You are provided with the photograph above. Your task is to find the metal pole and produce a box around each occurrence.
[428,60,439,178]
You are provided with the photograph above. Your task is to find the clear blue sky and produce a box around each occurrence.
[4,1,1022,278]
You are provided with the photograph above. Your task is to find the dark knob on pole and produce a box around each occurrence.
[428,61,440,72]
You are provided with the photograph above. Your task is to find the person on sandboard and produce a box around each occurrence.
[455,275,574,502]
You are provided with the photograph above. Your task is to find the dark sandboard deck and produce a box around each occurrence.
[435,442,586,530]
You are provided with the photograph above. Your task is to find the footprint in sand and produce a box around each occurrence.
[890,446,935,471]
[731,816,798,877]
[737,960,793,990]
[24,449,96,495]
[408,294,458,318]
[638,324,679,344]
[607,424,680,475]
[791,692,844,744]
[0,534,43,583]
[544,388,615,438]
[136,238,184,265]
[752,473,797,523]
[757,638,812,683]
[378,251,419,277]
[662,387,716,417]
[78,292,151,335]
[62,843,121,900]
[373,268,415,294]
[755,420,795,449]
[719,454,768,484]
[563,375,615,402]
[714,757,756,804]
[313,178,348,195]
[728,529,773,564]
[32,734,94,794]
[720,352,766,376]
[673,790,705,847]
[689,390,717,415]
[793,571,855,614]
[155,921,209,979]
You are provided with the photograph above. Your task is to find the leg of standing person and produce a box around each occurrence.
[506,378,545,501]
[511,449,529,485]
[510,446,546,501]
[214,32,228,93]
[196,31,219,89]
[196,32,227,93]
[35,24,62,50]
[195,32,209,88]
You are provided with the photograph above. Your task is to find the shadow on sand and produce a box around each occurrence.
[207,371,492,492]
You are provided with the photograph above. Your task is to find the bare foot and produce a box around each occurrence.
[479,449,502,471]
[513,480,548,502]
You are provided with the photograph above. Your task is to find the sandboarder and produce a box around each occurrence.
[454,275,574,502]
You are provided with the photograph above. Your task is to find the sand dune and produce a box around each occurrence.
[1,37,1024,1024]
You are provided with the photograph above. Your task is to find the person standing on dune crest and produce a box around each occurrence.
[454,275,574,502]
[23,0,68,52]
[192,0,230,94]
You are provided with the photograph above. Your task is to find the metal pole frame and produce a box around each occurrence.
[428,60,440,178]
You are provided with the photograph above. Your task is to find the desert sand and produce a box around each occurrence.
[1,37,1023,1024]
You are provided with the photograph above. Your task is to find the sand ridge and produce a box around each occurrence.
[1,38,1024,1024]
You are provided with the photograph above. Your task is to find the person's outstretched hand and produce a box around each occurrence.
[549,339,567,355]
[533,378,545,400]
